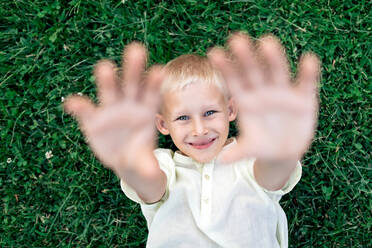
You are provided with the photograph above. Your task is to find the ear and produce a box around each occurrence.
[155,113,170,135]
[227,97,238,122]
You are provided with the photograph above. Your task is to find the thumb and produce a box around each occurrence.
[63,95,96,122]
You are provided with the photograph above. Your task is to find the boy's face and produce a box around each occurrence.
[156,83,237,163]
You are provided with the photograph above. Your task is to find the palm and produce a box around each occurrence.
[82,99,156,169]
[236,82,317,161]
[209,33,320,162]
[64,43,163,174]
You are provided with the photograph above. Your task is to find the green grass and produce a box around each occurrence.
[1,0,371,247]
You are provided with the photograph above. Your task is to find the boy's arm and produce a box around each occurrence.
[120,151,167,204]
[210,32,320,187]
[64,43,167,204]
[253,159,297,191]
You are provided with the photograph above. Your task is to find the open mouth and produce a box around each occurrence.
[189,138,217,150]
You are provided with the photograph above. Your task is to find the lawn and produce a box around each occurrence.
[1,0,371,247]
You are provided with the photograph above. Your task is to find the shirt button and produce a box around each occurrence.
[204,174,210,180]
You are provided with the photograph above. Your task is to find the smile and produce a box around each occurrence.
[189,138,217,150]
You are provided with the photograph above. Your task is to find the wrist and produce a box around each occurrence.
[255,158,298,168]
[116,148,157,179]
[253,159,298,191]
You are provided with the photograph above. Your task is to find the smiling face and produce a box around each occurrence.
[156,82,237,163]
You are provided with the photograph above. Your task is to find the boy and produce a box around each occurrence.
[64,32,320,247]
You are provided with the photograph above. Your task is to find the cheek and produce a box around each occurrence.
[212,118,230,133]
[169,125,187,141]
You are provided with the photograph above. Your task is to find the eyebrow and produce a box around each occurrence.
[201,104,221,112]
[171,104,221,118]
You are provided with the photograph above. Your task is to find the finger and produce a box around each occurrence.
[295,53,320,95]
[122,42,148,99]
[95,60,120,106]
[258,35,290,87]
[142,65,165,111]
[228,31,264,88]
[63,95,96,121]
[207,47,243,99]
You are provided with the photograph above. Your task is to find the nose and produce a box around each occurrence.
[191,118,208,136]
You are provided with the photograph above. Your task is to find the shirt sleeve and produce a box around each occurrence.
[239,158,302,202]
[120,148,176,206]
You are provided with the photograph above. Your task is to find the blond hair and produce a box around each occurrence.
[160,54,229,99]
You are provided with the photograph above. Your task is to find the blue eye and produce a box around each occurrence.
[176,115,189,121]
[205,110,217,117]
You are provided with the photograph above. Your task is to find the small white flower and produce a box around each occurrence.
[7,158,12,163]
[45,151,53,159]
[63,44,70,51]
[77,92,83,96]
[61,96,65,102]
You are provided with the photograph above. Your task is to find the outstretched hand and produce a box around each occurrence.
[209,32,320,164]
[64,43,164,178]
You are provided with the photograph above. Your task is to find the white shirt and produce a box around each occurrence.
[121,138,302,248]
